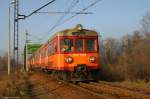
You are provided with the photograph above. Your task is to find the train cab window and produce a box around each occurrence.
[75,39,83,52]
[87,39,97,52]
[60,39,74,52]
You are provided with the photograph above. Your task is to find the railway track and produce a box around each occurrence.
[27,71,150,99]
[58,80,111,98]
[77,82,150,99]
[28,72,103,99]
[98,81,150,95]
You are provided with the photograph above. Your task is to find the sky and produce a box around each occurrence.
[0,0,150,56]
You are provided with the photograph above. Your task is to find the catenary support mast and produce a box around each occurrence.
[13,0,19,68]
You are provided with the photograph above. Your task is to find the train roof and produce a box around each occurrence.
[54,24,98,37]
[44,24,98,43]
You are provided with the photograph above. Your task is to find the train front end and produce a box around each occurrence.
[57,25,101,81]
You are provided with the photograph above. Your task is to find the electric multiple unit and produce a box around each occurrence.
[30,24,101,81]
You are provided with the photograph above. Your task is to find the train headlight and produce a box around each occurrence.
[65,56,73,63]
[89,56,96,63]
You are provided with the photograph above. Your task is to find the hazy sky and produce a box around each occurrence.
[0,0,150,55]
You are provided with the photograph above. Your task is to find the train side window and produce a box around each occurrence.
[48,43,52,55]
[60,39,74,52]
[75,39,83,52]
[54,42,57,53]
[48,40,57,55]
[87,39,97,52]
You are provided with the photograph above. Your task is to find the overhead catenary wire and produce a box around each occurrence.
[31,0,80,43]
[31,0,102,43]
[46,0,102,40]
[22,0,58,45]
[25,0,57,18]
[36,11,92,14]
[58,0,102,27]
[47,0,102,34]
[48,0,80,35]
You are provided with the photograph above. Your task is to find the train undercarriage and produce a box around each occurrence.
[40,65,100,82]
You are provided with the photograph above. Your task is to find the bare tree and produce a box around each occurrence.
[103,38,122,64]
[0,53,8,70]
[142,13,150,35]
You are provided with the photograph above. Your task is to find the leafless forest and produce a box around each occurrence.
[100,13,150,81]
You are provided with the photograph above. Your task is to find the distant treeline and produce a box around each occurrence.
[0,54,19,71]
[100,12,150,81]
[0,54,8,70]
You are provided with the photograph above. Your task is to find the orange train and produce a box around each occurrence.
[29,24,101,81]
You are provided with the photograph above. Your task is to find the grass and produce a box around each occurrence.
[99,79,150,90]
[0,70,31,99]
[0,71,9,96]
[116,80,150,88]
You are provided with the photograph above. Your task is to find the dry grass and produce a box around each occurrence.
[0,70,31,99]
[0,71,8,96]
[115,80,150,89]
